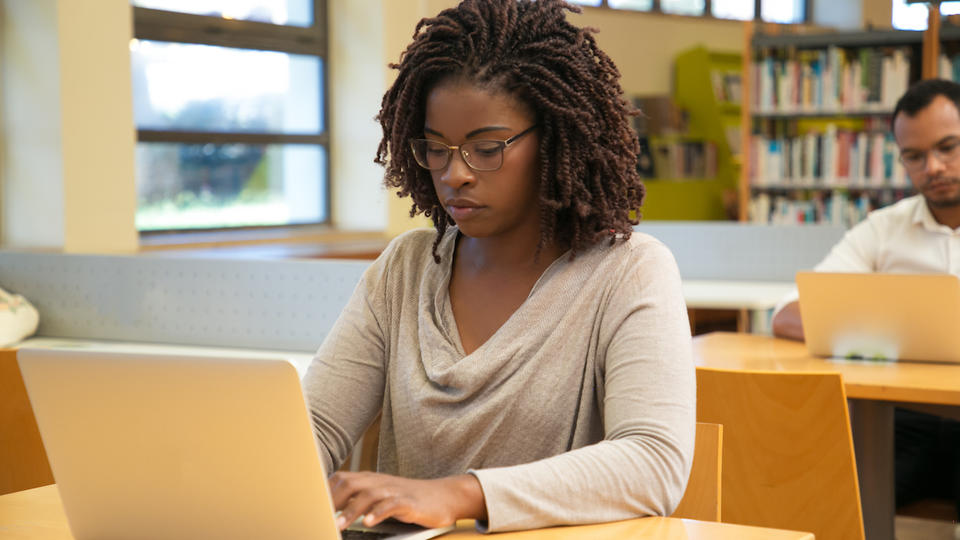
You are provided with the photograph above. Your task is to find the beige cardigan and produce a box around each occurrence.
[303,228,695,532]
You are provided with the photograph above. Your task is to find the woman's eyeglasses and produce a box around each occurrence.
[409,125,537,172]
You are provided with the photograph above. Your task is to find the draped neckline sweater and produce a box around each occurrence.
[303,227,695,532]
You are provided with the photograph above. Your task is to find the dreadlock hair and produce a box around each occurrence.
[375,0,644,263]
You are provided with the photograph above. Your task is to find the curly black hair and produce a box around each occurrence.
[375,0,643,262]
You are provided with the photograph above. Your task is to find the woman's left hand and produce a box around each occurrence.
[328,471,487,530]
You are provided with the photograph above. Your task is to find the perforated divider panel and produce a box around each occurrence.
[635,222,846,281]
[0,252,371,352]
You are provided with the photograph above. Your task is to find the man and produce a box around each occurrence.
[772,78,960,517]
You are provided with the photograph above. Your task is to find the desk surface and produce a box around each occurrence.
[694,332,960,406]
[0,485,813,540]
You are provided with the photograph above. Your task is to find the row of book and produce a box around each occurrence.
[750,123,909,188]
[710,69,743,104]
[638,137,718,180]
[940,52,960,82]
[748,190,911,227]
[753,46,911,114]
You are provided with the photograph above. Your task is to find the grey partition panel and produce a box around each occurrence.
[635,222,846,281]
[0,252,370,352]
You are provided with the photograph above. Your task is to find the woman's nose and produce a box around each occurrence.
[439,150,476,188]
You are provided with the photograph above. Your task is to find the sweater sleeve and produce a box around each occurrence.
[301,245,394,475]
[470,240,696,532]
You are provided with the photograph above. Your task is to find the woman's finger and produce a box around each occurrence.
[362,497,406,527]
[329,472,373,510]
[335,486,388,530]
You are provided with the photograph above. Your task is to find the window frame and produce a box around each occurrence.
[581,0,809,23]
[131,0,331,234]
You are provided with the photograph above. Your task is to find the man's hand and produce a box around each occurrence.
[329,471,487,530]
[771,301,805,341]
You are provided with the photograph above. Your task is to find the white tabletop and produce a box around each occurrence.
[682,280,795,310]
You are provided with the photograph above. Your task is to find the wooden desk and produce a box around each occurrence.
[694,332,960,540]
[0,485,815,540]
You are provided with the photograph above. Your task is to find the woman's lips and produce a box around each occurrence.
[447,204,485,220]
[445,198,485,220]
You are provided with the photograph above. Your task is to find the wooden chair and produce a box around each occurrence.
[0,349,54,495]
[696,367,864,540]
[671,421,723,521]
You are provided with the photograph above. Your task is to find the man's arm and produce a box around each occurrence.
[772,213,880,342]
[771,301,804,341]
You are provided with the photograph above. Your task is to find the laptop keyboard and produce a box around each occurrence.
[340,529,395,540]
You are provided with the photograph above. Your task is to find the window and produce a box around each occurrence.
[131,0,328,232]
[609,0,655,10]
[569,0,805,22]
[760,0,805,23]
[712,0,754,20]
[892,0,960,30]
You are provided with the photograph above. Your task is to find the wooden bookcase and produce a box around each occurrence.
[642,46,742,221]
[739,23,925,225]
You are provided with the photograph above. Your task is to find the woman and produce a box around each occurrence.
[303,0,695,532]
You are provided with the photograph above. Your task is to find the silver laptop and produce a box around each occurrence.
[797,272,960,363]
[17,348,454,540]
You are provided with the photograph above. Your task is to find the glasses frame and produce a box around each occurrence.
[409,125,538,172]
[899,137,960,173]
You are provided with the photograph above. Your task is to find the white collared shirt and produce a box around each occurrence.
[815,194,960,274]
[774,195,960,314]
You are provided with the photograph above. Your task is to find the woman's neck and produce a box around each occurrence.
[454,230,567,275]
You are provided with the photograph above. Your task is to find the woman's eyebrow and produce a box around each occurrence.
[465,126,510,138]
[423,126,511,139]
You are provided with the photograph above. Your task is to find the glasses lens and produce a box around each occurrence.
[940,141,960,164]
[411,140,450,170]
[462,141,504,171]
[900,153,923,172]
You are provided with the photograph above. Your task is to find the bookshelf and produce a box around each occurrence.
[939,23,960,81]
[642,46,741,221]
[742,25,923,226]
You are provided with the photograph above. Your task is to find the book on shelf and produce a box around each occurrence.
[632,94,718,180]
[724,124,742,155]
[749,118,908,189]
[939,52,960,82]
[650,139,718,180]
[632,95,687,135]
[710,69,743,104]
[748,189,910,227]
[637,136,656,178]
[753,45,910,114]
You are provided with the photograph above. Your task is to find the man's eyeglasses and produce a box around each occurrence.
[899,138,960,172]
[410,125,538,172]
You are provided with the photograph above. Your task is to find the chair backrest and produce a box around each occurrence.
[0,348,54,495]
[671,422,723,521]
[696,367,864,540]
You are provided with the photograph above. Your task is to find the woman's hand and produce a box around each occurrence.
[329,471,487,530]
